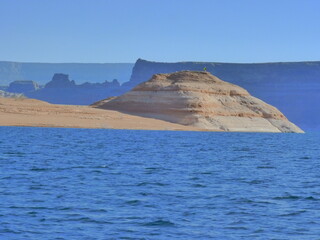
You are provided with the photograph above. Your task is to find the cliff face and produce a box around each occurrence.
[95,71,303,133]
[130,59,320,86]
[128,59,320,131]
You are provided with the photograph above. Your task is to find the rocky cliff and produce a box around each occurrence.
[95,71,303,133]
[127,59,320,131]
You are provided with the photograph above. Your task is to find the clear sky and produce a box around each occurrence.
[1,0,320,63]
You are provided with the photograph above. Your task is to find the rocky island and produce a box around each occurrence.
[1,59,319,131]
[0,71,303,132]
[94,71,303,133]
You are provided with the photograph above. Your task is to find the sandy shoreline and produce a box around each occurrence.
[0,97,201,131]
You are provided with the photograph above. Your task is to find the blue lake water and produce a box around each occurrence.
[0,127,320,239]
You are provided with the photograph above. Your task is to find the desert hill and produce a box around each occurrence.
[95,71,303,133]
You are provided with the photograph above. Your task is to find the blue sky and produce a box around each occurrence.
[0,0,319,63]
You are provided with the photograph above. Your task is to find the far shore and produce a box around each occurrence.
[0,97,202,131]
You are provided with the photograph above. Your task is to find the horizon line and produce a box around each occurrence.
[1,59,320,65]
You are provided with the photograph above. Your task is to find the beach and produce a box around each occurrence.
[0,97,199,131]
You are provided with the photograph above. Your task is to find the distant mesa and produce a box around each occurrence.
[25,73,126,105]
[1,72,125,105]
[7,80,39,93]
[45,73,76,88]
[0,61,134,85]
[94,71,303,133]
[44,73,121,89]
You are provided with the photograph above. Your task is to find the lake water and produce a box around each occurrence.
[0,127,320,239]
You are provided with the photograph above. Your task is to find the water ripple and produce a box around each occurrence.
[0,127,320,239]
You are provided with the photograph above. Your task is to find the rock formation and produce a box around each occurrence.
[26,73,126,105]
[1,59,318,130]
[0,61,134,85]
[94,71,303,133]
[126,59,320,131]
[7,80,39,93]
[45,73,76,88]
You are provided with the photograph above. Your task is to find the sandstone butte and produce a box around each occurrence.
[93,71,304,133]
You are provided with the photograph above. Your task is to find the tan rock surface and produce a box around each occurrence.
[0,97,200,131]
[94,71,303,133]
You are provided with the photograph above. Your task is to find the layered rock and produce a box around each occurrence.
[95,71,303,133]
